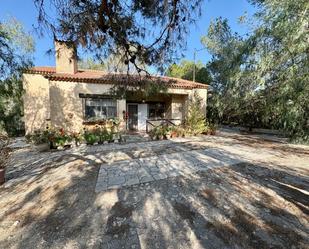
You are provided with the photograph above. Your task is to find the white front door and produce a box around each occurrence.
[138,104,148,131]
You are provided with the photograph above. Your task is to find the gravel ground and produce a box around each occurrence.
[0,131,308,249]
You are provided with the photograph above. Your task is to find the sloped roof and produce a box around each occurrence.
[26,66,208,90]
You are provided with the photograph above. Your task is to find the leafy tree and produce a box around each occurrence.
[0,18,34,136]
[78,57,127,72]
[33,0,203,73]
[78,53,148,73]
[201,17,251,125]
[165,59,211,84]
[202,0,309,142]
[247,0,309,141]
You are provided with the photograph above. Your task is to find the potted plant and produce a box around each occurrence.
[101,128,109,144]
[161,125,170,139]
[84,131,99,145]
[0,135,10,185]
[170,126,178,138]
[155,126,164,140]
[26,130,50,152]
[165,127,172,139]
[71,132,83,147]
[53,128,72,149]
[95,125,104,144]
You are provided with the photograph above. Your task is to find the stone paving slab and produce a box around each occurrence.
[95,148,243,192]
[72,137,203,154]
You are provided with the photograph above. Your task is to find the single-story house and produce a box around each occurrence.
[23,41,208,134]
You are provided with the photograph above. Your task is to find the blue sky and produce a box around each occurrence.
[0,0,255,67]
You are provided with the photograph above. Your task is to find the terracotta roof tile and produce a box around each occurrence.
[26,66,208,89]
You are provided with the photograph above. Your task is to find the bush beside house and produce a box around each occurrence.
[149,94,217,140]
[26,118,123,150]
[25,93,217,150]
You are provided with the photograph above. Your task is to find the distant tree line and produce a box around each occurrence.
[166,60,211,84]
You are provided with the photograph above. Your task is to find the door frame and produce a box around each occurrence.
[126,103,138,130]
[126,103,149,131]
[137,103,148,131]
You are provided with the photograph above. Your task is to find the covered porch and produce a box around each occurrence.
[125,92,188,132]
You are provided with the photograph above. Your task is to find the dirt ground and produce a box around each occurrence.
[0,131,308,249]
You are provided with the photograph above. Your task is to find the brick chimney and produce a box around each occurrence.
[55,40,77,74]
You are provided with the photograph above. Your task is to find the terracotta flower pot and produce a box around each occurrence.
[0,168,5,185]
[170,132,177,138]
[210,130,216,135]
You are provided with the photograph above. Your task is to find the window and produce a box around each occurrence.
[84,98,117,120]
[148,102,165,119]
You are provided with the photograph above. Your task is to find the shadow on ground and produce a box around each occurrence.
[0,136,308,249]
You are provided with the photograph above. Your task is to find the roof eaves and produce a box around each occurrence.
[44,75,199,89]
[26,67,209,90]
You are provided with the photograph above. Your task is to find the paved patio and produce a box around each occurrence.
[1,130,308,249]
[95,148,242,192]
[94,132,294,192]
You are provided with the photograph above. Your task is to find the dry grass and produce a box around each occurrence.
[205,220,238,244]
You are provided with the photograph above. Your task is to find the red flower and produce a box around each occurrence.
[59,128,65,136]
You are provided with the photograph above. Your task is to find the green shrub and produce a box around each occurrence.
[71,132,83,146]
[202,121,217,135]
[99,127,113,142]
[186,93,207,135]
[46,128,72,147]
[149,125,172,140]
[84,131,99,145]
[26,128,75,148]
